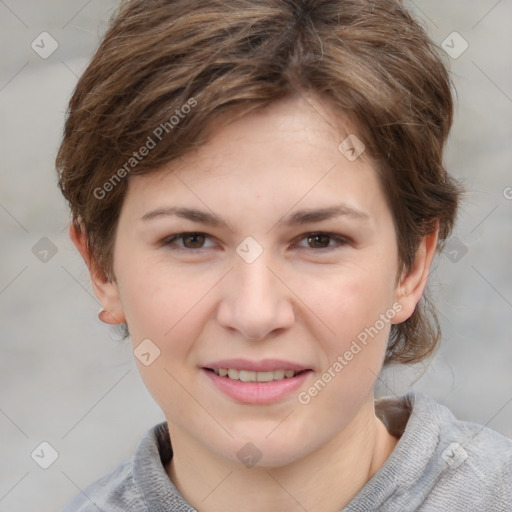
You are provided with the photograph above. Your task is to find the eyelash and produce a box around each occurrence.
[160,232,350,253]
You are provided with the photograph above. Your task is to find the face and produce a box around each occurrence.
[94,94,425,468]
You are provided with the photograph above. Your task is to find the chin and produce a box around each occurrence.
[218,430,315,469]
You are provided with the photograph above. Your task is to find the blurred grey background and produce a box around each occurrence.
[0,1,511,511]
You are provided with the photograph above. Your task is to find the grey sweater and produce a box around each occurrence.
[61,392,512,511]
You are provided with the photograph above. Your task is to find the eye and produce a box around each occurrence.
[161,232,216,250]
[160,231,350,252]
[293,232,349,251]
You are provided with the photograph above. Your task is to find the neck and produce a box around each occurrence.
[166,396,398,512]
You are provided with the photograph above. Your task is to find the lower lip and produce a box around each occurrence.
[202,369,312,404]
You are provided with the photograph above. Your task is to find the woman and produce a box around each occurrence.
[57,0,512,510]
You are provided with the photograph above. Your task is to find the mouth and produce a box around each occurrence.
[203,367,309,382]
[201,360,313,404]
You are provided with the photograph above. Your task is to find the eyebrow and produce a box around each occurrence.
[279,205,369,225]
[140,207,232,229]
[140,204,369,229]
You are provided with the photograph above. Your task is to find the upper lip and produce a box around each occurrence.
[202,358,311,372]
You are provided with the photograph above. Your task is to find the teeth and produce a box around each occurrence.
[256,371,273,382]
[227,368,239,380]
[239,370,256,382]
[212,368,300,381]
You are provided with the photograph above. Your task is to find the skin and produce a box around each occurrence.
[71,93,438,511]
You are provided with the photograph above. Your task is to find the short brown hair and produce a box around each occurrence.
[56,0,462,365]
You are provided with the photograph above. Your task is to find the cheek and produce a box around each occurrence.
[117,263,215,411]
[116,259,226,376]
[296,273,393,430]
[305,260,396,390]
[116,254,208,338]
[311,259,397,337]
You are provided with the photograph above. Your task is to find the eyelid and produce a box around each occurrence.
[291,232,351,250]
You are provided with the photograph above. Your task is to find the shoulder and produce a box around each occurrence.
[60,456,143,512]
[361,392,512,511]
[402,392,511,509]
[60,423,172,512]
[62,422,184,512]
[409,391,512,466]
[418,392,512,508]
[61,422,196,512]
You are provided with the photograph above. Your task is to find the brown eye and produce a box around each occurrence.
[162,232,215,250]
[181,233,206,248]
[294,232,349,251]
[306,233,331,249]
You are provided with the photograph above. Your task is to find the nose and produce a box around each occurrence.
[216,254,295,341]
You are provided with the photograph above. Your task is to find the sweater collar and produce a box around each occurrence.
[132,392,451,512]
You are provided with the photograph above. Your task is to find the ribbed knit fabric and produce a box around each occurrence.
[61,392,512,511]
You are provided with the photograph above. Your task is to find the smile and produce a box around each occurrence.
[202,367,312,404]
[208,368,305,382]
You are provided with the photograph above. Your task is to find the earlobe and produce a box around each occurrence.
[392,226,439,324]
[69,220,127,325]
[98,308,122,325]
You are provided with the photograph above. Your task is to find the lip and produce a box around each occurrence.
[202,358,310,373]
[201,366,313,405]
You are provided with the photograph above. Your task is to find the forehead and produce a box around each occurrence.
[186,94,361,169]
[121,94,387,227]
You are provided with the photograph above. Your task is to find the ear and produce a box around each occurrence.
[391,226,439,324]
[69,221,126,325]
